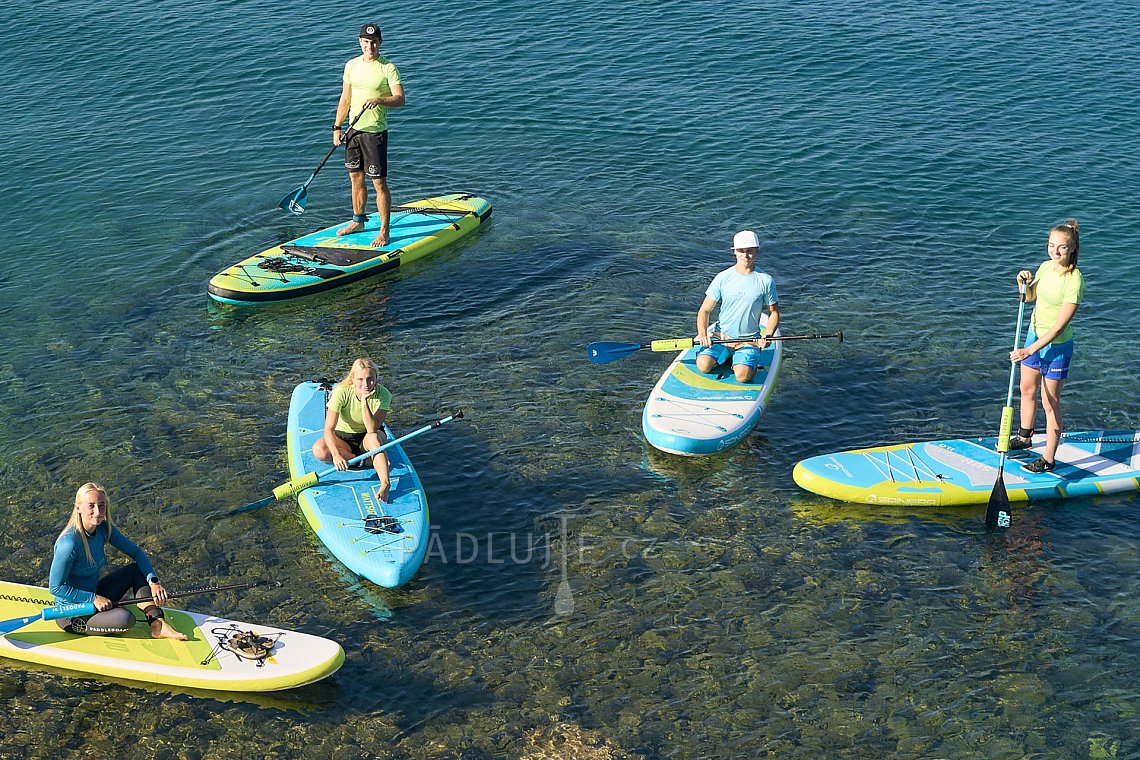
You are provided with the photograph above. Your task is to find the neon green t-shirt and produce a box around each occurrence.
[343,55,402,132]
[1031,261,1085,344]
[330,383,392,434]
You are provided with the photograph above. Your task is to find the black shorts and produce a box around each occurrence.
[344,130,388,179]
[334,429,369,456]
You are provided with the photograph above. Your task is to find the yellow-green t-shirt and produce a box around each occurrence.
[330,383,392,434]
[1031,261,1084,344]
[343,55,402,132]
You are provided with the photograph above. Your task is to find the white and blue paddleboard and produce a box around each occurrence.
[642,320,782,456]
[286,382,430,588]
[793,431,1140,507]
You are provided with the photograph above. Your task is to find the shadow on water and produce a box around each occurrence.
[0,660,342,714]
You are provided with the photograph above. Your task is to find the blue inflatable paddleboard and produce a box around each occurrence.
[286,382,430,588]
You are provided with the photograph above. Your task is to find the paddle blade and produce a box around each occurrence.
[278,187,308,215]
[226,494,278,517]
[586,341,644,364]
[985,475,1011,530]
[0,612,44,636]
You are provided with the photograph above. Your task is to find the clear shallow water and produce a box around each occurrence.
[1,1,1138,757]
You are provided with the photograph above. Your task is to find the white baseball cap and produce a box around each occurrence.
[733,230,760,250]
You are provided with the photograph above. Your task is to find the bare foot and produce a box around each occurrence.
[337,221,365,236]
[371,229,389,247]
[374,481,391,503]
[151,618,188,641]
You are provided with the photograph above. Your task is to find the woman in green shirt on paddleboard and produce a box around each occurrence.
[312,358,394,502]
[1009,219,1085,473]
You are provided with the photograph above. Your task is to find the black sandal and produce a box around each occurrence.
[1022,457,1055,474]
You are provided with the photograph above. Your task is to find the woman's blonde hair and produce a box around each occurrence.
[338,358,379,388]
[63,482,112,565]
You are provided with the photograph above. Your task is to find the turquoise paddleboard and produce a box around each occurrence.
[642,318,782,456]
[793,431,1140,506]
[286,382,430,588]
[207,193,492,305]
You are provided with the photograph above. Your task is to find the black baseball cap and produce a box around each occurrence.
[359,23,382,41]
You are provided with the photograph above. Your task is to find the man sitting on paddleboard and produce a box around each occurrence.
[695,230,781,383]
[49,482,186,639]
[312,358,394,502]
[333,22,405,248]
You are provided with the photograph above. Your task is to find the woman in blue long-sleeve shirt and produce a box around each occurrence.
[49,482,186,639]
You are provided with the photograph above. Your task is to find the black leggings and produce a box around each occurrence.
[56,563,162,635]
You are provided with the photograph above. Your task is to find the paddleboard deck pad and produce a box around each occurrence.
[0,581,343,692]
[287,381,430,588]
[793,431,1140,506]
[207,193,492,304]
[642,320,782,456]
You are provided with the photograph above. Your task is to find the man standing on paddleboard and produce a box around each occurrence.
[333,23,405,248]
[695,230,781,383]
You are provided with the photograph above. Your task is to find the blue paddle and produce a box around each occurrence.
[227,411,464,516]
[986,283,1029,530]
[587,331,843,364]
[278,108,372,215]
[0,581,259,637]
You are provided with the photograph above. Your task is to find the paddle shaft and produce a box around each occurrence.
[302,108,371,187]
[314,411,463,479]
[1,581,261,634]
[682,331,842,348]
[227,410,464,516]
[43,580,262,621]
[587,331,843,364]
[986,284,1028,529]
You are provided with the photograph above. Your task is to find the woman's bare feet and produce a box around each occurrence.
[151,618,188,641]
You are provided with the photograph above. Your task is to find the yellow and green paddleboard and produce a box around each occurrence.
[0,581,343,692]
[207,192,492,305]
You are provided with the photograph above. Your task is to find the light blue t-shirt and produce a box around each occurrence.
[705,267,779,338]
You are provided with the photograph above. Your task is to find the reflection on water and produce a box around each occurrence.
[3,0,1140,755]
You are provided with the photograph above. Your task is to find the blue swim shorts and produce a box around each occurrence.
[1020,329,1073,381]
[697,343,763,370]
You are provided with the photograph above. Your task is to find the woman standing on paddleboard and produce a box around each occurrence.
[313,358,394,502]
[48,482,186,639]
[1008,219,1085,473]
